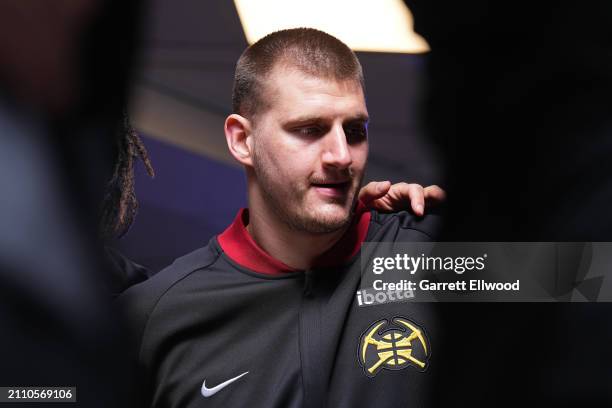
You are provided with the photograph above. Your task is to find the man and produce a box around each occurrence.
[119,28,441,407]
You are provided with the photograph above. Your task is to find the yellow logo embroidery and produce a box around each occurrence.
[359,317,429,377]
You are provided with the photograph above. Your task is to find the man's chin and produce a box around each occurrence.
[298,205,353,234]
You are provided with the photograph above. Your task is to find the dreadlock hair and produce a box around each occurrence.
[99,113,154,240]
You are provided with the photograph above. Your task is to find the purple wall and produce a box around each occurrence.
[118,135,246,272]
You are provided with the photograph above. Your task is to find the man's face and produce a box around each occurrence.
[250,66,369,234]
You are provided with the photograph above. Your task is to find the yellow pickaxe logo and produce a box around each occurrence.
[358,317,429,377]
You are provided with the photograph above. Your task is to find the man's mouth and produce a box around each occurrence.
[311,181,351,198]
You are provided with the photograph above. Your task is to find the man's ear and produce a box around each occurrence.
[224,114,254,167]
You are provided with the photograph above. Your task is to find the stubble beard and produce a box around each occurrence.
[252,151,362,234]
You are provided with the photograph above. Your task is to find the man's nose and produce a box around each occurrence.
[321,125,352,169]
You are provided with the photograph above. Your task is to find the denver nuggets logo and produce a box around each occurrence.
[358,317,429,377]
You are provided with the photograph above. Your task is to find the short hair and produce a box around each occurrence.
[232,28,365,120]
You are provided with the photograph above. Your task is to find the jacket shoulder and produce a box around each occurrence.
[368,210,442,241]
[115,241,220,355]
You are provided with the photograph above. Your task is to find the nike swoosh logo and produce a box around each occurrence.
[201,371,249,398]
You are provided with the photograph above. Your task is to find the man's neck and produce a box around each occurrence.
[246,203,349,271]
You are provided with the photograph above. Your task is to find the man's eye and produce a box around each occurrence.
[345,126,367,143]
[296,126,323,137]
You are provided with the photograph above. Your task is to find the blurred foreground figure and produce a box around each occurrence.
[410,1,612,406]
[0,1,143,406]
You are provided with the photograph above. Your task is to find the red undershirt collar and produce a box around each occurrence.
[218,202,371,276]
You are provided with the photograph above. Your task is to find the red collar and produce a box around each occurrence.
[217,203,371,276]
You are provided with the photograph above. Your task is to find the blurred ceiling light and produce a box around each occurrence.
[234,0,429,53]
